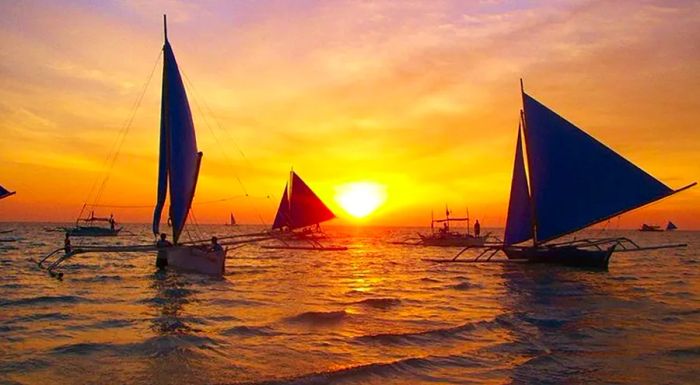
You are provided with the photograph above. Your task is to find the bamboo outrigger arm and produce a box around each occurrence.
[37,234,275,277]
[437,237,688,264]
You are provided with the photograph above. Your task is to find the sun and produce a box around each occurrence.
[335,182,387,219]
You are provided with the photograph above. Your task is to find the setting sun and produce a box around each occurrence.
[335,182,387,219]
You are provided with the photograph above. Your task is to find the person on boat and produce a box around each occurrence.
[209,236,224,253]
[109,214,115,231]
[155,233,172,269]
[474,220,481,237]
[64,233,72,255]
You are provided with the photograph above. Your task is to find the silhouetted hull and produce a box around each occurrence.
[65,226,122,237]
[504,245,614,269]
[166,246,226,276]
[419,234,486,247]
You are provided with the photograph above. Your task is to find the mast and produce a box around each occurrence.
[519,79,538,246]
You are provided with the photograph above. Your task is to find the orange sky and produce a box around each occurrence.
[1,1,699,228]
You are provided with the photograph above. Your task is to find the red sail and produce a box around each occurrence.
[271,183,289,230]
[289,172,336,229]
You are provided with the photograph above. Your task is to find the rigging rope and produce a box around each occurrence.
[180,69,272,227]
[79,50,163,218]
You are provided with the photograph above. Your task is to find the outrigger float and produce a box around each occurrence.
[37,16,273,277]
[426,80,694,269]
[263,170,347,251]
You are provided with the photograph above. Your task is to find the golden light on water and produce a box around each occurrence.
[334,182,387,219]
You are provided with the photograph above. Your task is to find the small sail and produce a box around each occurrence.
[0,185,15,200]
[230,212,236,226]
[522,92,674,243]
[288,172,336,229]
[271,183,290,230]
[152,17,203,243]
[504,127,533,245]
[666,221,677,231]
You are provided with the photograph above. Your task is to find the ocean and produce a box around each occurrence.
[1,223,698,384]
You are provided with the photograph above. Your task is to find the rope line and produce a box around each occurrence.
[78,50,163,219]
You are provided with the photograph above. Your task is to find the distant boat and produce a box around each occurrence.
[266,171,346,250]
[225,212,237,226]
[0,185,15,200]
[666,221,678,231]
[63,211,122,237]
[498,80,695,269]
[639,224,663,232]
[418,206,487,247]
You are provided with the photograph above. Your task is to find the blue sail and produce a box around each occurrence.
[0,184,15,200]
[271,183,289,230]
[152,21,203,244]
[522,92,674,243]
[504,127,533,245]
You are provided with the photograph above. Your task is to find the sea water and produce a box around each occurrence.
[1,223,698,384]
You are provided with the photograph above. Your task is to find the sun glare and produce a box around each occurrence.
[335,182,387,219]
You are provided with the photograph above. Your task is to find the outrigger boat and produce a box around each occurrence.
[62,211,122,236]
[264,171,347,251]
[37,16,272,277]
[639,224,663,232]
[442,80,695,269]
[418,207,489,247]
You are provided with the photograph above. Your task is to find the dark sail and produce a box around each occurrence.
[152,16,203,244]
[522,92,675,244]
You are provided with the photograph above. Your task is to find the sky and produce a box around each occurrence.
[1,0,699,228]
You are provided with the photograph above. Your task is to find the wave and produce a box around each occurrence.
[51,334,222,358]
[284,310,348,325]
[221,325,279,337]
[71,274,123,283]
[450,282,474,290]
[665,346,700,358]
[241,353,481,385]
[51,342,113,356]
[9,312,73,323]
[355,321,481,345]
[353,297,401,309]
[0,295,88,307]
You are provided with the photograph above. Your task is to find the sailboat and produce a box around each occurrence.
[63,211,122,236]
[265,170,346,250]
[443,80,695,268]
[37,16,272,277]
[225,212,236,226]
[639,223,663,232]
[419,206,488,247]
[666,221,678,231]
[150,15,226,276]
[497,80,695,268]
[0,185,15,200]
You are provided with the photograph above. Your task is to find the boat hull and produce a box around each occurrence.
[419,234,485,247]
[504,245,614,269]
[165,246,226,276]
[66,226,122,237]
